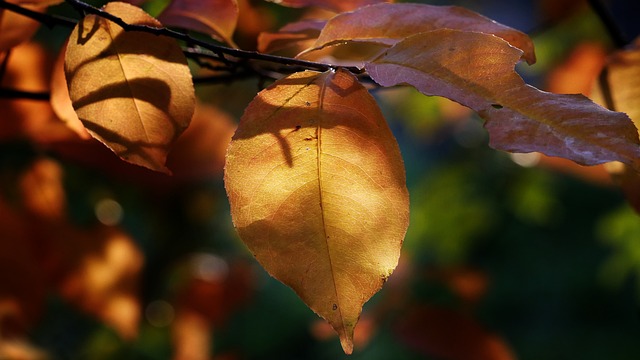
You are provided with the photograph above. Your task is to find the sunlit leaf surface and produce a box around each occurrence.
[225,69,409,354]
[65,2,195,173]
[302,3,535,64]
[367,29,640,170]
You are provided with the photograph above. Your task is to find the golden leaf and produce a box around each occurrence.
[224,69,409,354]
[64,2,195,173]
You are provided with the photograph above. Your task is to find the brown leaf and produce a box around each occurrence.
[64,2,195,173]
[395,306,515,360]
[0,42,79,143]
[19,158,67,221]
[266,0,391,13]
[257,19,325,54]
[166,102,236,179]
[591,37,640,210]
[0,1,45,51]
[224,69,409,354]
[301,3,535,65]
[158,0,239,46]
[50,41,91,140]
[57,225,144,340]
[366,29,640,170]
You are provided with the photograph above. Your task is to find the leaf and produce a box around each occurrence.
[50,41,91,140]
[224,69,409,354]
[157,0,239,46]
[266,0,391,13]
[257,19,325,54]
[366,29,640,170]
[0,1,45,51]
[394,306,515,360]
[64,2,195,173]
[301,3,536,65]
[591,37,640,211]
[166,102,236,179]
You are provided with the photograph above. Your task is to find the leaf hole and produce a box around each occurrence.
[491,104,504,109]
[332,304,338,311]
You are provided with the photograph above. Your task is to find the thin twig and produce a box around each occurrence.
[0,0,76,29]
[63,0,362,74]
[0,87,50,100]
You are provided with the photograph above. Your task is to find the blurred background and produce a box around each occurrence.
[1,0,640,359]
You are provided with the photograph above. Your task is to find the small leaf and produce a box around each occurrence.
[65,2,195,173]
[158,0,239,46]
[224,69,409,354]
[301,3,535,65]
[266,0,391,13]
[366,29,640,170]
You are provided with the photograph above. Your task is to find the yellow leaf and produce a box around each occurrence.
[224,69,409,354]
[64,2,195,173]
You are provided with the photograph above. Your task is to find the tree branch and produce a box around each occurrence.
[0,87,50,100]
[0,0,76,29]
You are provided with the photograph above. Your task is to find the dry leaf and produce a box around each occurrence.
[65,2,195,173]
[158,0,239,46]
[57,225,144,339]
[366,29,640,170]
[591,37,640,210]
[166,102,236,179]
[50,41,91,140]
[301,3,535,65]
[225,69,409,354]
[257,19,325,54]
[266,0,391,13]
[395,306,515,360]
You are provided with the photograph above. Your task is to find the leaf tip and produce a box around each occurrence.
[339,334,354,355]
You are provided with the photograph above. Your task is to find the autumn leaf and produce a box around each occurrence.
[366,29,640,170]
[224,69,409,354]
[50,41,91,140]
[158,0,239,46]
[64,2,195,173]
[300,3,535,65]
[395,306,515,360]
[257,19,325,55]
[266,0,391,13]
[591,37,640,211]
[0,1,45,51]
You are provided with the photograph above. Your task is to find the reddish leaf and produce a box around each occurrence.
[257,19,325,54]
[166,102,236,179]
[0,1,45,51]
[57,225,144,339]
[0,42,79,143]
[65,2,195,173]
[266,0,391,13]
[395,306,515,360]
[366,29,640,170]
[225,69,409,354]
[158,0,239,46]
[301,3,535,65]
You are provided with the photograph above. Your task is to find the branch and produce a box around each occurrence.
[0,87,50,100]
[0,0,76,29]
[62,0,363,74]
